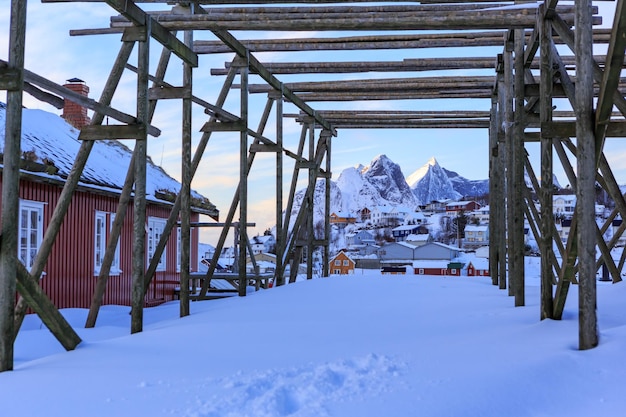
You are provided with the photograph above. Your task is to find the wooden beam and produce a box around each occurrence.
[0,60,161,137]
[78,124,146,140]
[15,262,81,351]
[104,0,198,67]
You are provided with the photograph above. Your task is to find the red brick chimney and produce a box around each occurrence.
[62,78,91,129]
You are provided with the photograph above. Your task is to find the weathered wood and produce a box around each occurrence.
[539,7,554,320]
[131,26,150,334]
[110,6,589,32]
[15,262,81,351]
[78,124,146,140]
[148,85,191,100]
[511,27,525,307]
[1,0,26,372]
[575,0,599,350]
[0,60,160,137]
[105,0,198,66]
[12,41,136,338]
[195,28,612,54]
[595,0,626,164]
[180,18,194,317]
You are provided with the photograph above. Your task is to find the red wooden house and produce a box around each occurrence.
[467,259,490,277]
[413,260,465,276]
[0,82,218,309]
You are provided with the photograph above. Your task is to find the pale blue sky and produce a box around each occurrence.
[2,2,624,242]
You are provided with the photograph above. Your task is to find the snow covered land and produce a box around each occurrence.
[2,258,625,417]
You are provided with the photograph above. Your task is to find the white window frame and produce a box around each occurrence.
[94,211,107,274]
[334,260,341,266]
[18,200,45,268]
[343,260,349,266]
[109,213,122,275]
[148,217,167,271]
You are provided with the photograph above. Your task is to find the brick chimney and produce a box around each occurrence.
[62,78,91,129]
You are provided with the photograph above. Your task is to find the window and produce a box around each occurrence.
[94,211,107,273]
[148,217,167,271]
[334,260,341,266]
[343,260,349,266]
[95,212,122,275]
[109,214,121,274]
[334,269,341,274]
[418,268,424,275]
[19,200,44,268]
[176,226,193,273]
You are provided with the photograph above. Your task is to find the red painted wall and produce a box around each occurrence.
[1,177,199,309]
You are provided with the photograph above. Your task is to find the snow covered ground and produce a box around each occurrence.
[2,259,626,417]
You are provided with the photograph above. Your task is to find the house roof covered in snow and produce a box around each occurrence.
[0,103,218,219]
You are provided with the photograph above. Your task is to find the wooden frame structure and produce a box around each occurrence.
[1,0,624,371]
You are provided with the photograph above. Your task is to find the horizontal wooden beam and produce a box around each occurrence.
[148,85,191,100]
[104,0,198,67]
[78,124,146,140]
[111,9,592,32]
[0,60,162,137]
[195,28,612,54]
[200,120,245,132]
[541,121,626,137]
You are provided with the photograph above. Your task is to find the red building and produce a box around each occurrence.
[329,251,356,275]
[467,260,490,277]
[0,82,218,309]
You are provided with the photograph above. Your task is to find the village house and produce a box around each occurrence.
[445,200,481,214]
[553,194,576,217]
[463,224,489,248]
[250,233,276,255]
[467,259,490,277]
[404,233,432,247]
[423,199,451,213]
[392,224,423,242]
[413,260,465,276]
[0,80,218,309]
[329,251,356,275]
[357,207,371,222]
[345,229,376,247]
[329,211,357,226]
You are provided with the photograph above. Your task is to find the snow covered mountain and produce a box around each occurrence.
[360,154,418,206]
[443,167,490,199]
[406,157,462,204]
[289,154,489,230]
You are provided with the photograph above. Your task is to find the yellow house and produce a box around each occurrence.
[329,251,356,275]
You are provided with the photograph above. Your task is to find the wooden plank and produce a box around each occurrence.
[78,124,146,140]
[595,0,626,161]
[542,120,626,137]
[0,60,161,137]
[104,0,198,67]
[200,120,245,132]
[148,86,191,100]
[15,262,82,351]
[250,143,282,153]
[0,66,21,90]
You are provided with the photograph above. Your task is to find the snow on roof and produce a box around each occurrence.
[0,103,217,218]
[464,224,488,232]
[392,224,420,231]
[469,258,490,270]
[406,233,429,242]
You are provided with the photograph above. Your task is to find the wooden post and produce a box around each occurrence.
[495,64,507,291]
[539,6,554,319]
[180,19,193,317]
[575,0,599,350]
[132,22,150,334]
[0,0,26,372]
[307,123,316,279]
[489,88,504,288]
[238,58,249,297]
[512,27,525,306]
[278,124,308,286]
[275,90,284,286]
[324,130,332,277]
[84,41,136,328]
[504,36,515,296]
